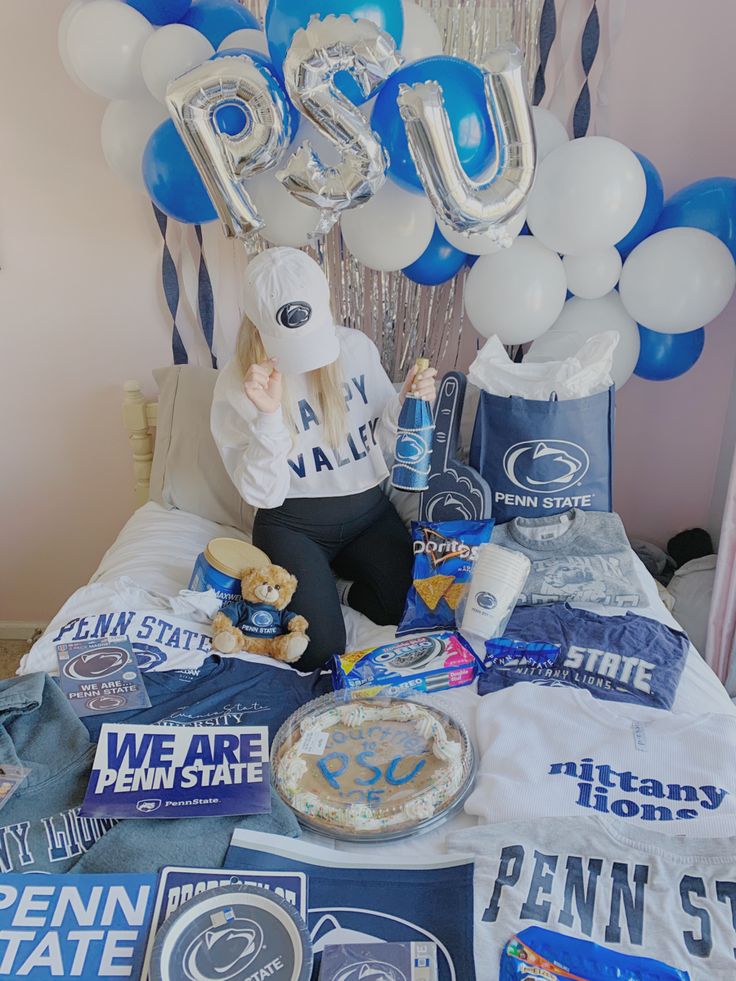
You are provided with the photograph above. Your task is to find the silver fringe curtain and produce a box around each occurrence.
[243,0,544,379]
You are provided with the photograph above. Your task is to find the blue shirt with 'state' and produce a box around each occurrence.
[220,599,297,638]
[478,603,689,710]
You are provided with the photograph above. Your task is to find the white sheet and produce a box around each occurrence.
[19,501,736,859]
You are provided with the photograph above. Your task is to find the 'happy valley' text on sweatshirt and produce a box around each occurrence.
[211,327,401,509]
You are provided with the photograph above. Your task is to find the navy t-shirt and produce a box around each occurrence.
[82,655,329,741]
[478,603,689,710]
[220,599,297,638]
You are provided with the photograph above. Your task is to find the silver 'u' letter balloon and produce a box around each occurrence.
[166,55,293,242]
[278,14,403,235]
[397,44,536,248]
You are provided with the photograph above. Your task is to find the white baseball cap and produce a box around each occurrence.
[242,247,340,374]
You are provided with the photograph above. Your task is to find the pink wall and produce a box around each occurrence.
[602,0,736,545]
[2,0,735,624]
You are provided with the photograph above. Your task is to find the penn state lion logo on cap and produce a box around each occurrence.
[276,301,312,329]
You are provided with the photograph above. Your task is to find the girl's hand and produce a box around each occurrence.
[244,359,282,414]
[400,364,438,404]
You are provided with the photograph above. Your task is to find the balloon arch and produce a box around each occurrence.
[60,0,736,383]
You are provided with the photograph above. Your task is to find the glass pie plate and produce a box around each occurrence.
[270,691,476,842]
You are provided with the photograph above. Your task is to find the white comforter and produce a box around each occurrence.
[19,502,735,857]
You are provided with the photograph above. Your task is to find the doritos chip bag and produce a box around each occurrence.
[397,519,495,635]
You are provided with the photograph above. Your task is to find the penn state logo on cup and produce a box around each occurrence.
[502,440,590,493]
[276,301,312,329]
[62,646,129,681]
[335,963,407,981]
[475,591,497,610]
[395,432,430,464]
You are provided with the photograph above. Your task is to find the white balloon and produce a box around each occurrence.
[438,209,527,256]
[340,181,435,272]
[141,25,214,104]
[531,106,569,162]
[527,136,646,256]
[66,0,152,100]
[464,237,567,344]
[619,227,736,333]
[400,2,443,63]
[527,292,640,388]
[247,172,320,247]
[59,1,98,95]
[218,29,270,56]
[563,248,622,299]
[101,97,168,192]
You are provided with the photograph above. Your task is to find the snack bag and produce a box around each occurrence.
[397,518,494,636]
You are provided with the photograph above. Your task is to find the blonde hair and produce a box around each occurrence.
[237,316,348,449]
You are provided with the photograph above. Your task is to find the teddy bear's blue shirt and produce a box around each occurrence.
[220,599,298,638]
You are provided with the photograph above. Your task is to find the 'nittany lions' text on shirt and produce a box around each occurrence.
[466,684,736,835]
[492,509,647,607]
[211,328,401,508]
[448,815,736,981]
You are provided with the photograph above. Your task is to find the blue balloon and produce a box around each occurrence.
[143,120,217,224]
[403,225,467,285]
[181,0,259,48]
[126,0,191,24]
[265,0,404,105]
[654,177,736,262]
[372,56,495,192]
[634,325,705,381]
[214,102,249,136]
[212,48,299,140]
[615,152,664,259]
[465,253,478,269]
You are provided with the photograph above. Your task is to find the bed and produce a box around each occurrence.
[19,365,736,867]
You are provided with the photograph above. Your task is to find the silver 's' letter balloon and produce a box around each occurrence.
[166,55,293,241]
[397,43,536,247]
[278,14,403,234]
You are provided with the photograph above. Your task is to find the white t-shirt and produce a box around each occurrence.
[447,814,736,981]
[465,683,736,836]
[210,327,401,509]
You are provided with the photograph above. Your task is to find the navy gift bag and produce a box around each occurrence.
[470,387,615,524]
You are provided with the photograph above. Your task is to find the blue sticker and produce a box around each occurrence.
[79,724,271,820]
[0,872,155,979]
[56,636,151,718]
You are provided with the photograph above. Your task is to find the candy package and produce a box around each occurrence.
[397,519,494,636]
[331,632,480,697]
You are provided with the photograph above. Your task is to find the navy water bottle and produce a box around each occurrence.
[391,358,434,491]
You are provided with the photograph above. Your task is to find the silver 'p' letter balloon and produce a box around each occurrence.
[166,54,294,243]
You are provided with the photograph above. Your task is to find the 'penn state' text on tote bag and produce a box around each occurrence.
[470,388,615,524]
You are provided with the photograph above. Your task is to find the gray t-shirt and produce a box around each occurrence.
[492,509,647,607]
[448,814,736,980]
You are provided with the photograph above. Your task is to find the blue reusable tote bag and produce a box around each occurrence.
[469,387,615,524]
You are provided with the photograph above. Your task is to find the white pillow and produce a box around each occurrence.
[149,365,256,534]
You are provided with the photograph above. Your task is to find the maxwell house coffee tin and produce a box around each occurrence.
[188,538,270,604]
[150,883,313,981]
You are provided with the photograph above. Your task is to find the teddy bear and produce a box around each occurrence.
[210,563,309,664]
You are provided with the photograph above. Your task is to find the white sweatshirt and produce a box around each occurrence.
[211,327,402,509]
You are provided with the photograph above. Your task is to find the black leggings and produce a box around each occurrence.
[253,486,413,670]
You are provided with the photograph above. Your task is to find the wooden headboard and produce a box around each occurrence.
[122,381,158,507]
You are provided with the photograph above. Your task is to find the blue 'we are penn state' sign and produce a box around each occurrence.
[0,873,155,979]
[80,724,270,820]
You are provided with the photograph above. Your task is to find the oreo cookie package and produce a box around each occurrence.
[397,519,494,636]
[319,941,438,980]
[150,883,312,981]
[331,632,480,696]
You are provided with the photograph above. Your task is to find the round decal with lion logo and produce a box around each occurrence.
[150,884,312,981]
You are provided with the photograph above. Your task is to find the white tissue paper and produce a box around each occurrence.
[468,331,618,400]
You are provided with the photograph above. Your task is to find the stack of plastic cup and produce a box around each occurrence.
[459,543,531,641]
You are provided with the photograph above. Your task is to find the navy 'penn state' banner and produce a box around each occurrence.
[470,388,614,524]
